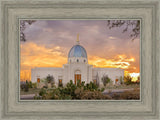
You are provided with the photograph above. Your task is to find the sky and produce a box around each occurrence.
[20,20,140,81]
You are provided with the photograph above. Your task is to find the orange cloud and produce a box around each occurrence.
[88,55,136,70]
[20,42,139,81]
[20,42,67,81]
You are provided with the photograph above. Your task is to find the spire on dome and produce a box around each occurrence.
[76,33,80,44]
[68,34,88,59]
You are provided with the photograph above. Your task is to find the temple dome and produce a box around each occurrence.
[68,44,87,58]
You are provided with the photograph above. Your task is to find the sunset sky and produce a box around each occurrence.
[20,20,140,81]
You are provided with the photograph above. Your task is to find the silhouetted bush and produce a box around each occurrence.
[58,82,63,87]
[101,75,111,86]
[24,84,29,92]
[124,76,132,85]
[32,83,37,88]
[39,88,47,96]
[20,84,25,90]
[46,74,55,83]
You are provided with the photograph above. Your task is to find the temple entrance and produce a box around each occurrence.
[74,70,81,85]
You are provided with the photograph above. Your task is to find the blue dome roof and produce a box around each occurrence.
[68,45,87,58]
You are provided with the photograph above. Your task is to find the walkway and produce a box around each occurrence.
[20,94,35,100]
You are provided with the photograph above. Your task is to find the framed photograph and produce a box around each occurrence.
[0,0,159,119]
[20,19,140,101]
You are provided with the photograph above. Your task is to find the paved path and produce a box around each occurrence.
[103,88,135,94]
[20,94,35,100]
[102,88,139,97]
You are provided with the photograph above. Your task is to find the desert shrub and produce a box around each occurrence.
[65,80,77,98]
[77,79,81,87]
[24,84,29,92]
[111,93,121,100]
[101,75,111,86]
[43,86,48,89]
[21,81,31,92]
[80,91,112,100]
[58,82,63,87]
[25,80,33,88]
[20,84,25,90]
[44,80,77,100]
[119,89,140,100]
[51,83,56,88]
[26,80,29,84]
[39,88,47,96]
[38,80,106,100]
[34,94,42,100]
[100,88,105,92]
[34,96,39,100]
[49,88,61,99]
[110,89,140,100]
[43,88,73,100]
[124,76,132,85]
[135,76,140,84]
[81,81,85,87]
[74,87,84,99]
[29,81,33,88]
[46,74,55,83]
[27,81,32,88]
[84,82,98,91]
[32,83,37,88]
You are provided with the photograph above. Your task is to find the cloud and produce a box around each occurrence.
[21,20,140,80]
[20,42,68,80]
[88,54,137,71]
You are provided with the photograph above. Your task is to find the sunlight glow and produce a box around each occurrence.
[129,73,140,82]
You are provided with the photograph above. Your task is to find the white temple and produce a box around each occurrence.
[31,35,124,87]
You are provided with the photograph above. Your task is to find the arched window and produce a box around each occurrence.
[77,59,79,62]
[70,59,71,63]
[84,60,86,63]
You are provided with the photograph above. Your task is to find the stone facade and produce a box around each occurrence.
[31,65,124,87]
[31,38,124,87]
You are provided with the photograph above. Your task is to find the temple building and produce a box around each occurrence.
[31,35,124,87]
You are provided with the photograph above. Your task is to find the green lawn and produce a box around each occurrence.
[20,88,41,95]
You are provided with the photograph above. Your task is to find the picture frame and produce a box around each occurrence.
[0,0,159,119]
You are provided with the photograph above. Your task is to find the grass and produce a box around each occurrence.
[20,88,41,95]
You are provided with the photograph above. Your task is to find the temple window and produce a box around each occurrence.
[58,79,63,87]
[37,78,40,83]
